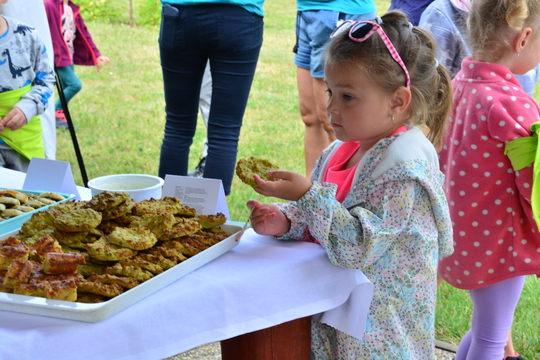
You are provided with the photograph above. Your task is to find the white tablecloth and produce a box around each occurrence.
[0,169,373,360]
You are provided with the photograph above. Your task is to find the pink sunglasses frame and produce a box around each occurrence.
[330,19,411,88]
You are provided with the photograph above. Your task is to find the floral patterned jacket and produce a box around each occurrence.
[277,127,454,359]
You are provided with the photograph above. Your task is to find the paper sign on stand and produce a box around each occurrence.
[162,175,230,220]
[23,158,81,199]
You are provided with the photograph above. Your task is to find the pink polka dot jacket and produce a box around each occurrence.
[439,57,540,290]
[276,127,454,359]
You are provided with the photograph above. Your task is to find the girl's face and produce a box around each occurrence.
[325,63,396,145]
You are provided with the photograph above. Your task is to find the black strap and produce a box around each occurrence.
[55,68,89,187]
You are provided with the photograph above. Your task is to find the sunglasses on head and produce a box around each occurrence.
[330,18,411,88]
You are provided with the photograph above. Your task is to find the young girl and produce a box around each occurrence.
[247,11,454,359]
[44,0,110,128]
[438,1,540,359]
[0,0,55,171]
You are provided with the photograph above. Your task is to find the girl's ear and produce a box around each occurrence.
[514,27,533,55]
[390,86,412,117]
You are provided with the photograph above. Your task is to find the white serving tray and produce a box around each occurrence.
[0,222,242,322]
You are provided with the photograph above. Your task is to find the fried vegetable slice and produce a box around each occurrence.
[101,198,136,221]
[128,211,175,238]
[85,237,138,262]
[53,208,102,232]
[107,227,158,251]
[194,212,227,229]
[104,262,153,282]
[159,217,202,241]
[85,191,130,211]
[235,156,279,187]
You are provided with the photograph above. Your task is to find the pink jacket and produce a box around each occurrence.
[44,0,101,67]
[439,57,540,289]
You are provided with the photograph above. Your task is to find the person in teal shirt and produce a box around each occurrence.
[158,0,264,196]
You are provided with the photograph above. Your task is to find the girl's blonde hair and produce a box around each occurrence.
[468,0,540,62]
[325,11,452,150]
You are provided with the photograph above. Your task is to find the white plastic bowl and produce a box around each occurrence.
[87,174,164,203]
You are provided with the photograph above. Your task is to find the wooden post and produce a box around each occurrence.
[221,317,311,360]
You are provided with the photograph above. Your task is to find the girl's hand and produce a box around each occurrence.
[96,56,111,71]
[1,108,27,131]
[252,170,312,201]
[247,199,290,237]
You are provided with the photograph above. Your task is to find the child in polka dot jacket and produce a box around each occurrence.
[438,0,540,359]
[245,11,454,360]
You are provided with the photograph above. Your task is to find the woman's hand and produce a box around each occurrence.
[252,170,311,201]
[247,199,291,237]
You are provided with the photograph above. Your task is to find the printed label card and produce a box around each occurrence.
[162,175,230,220]
[23,158,81,199]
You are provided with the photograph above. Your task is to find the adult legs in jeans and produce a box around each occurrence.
[54,65,82,110]
[455,276,525,360]
[158,4,263,195]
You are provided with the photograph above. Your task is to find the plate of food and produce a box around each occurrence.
[0,192,241,322]
[0,188,75,236]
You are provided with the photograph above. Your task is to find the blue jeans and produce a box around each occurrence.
[55,65,82,110]
[158,3,263,195]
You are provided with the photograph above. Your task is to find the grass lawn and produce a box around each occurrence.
[54,0,539,358]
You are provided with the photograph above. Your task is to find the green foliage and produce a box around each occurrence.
[138,0,161,27]
[75,0,123,23]
[73,0,161,27]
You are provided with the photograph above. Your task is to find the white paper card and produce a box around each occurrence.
[162,175,229,220]
[23,158,81,199]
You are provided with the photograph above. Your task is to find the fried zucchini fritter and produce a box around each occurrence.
[84,237,138,262]
[128,211,175,238]
[77,278,123,298]
[19,211,56,238]
[159,217,202,241]
[235,156,279,187]
[132,197,185,216]
[194,213,227,229]
[104,262,153,282]
[78,262,107,277]
[53,208,102,232]
[119,258,163,275]
[53,230,90,246]
[76,292,107,303]
[107,227,158,251]
[137,253,177,270]
[101,198,136,221]
[85,191,130,211]
[88,273,139,289]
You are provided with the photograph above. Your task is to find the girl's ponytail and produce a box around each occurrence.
[426,63,452,151]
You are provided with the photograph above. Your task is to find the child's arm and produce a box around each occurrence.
[247,199,291,237]
[251,170,312,201]
[279,171,448,271]
[0,108,27,131]
[14,39,55,125]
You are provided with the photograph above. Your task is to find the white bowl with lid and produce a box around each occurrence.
[87,174,164,203]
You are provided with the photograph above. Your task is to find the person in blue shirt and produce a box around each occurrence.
[294,0,377,178]
[389,0,434,25]
[158,0,264,196]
